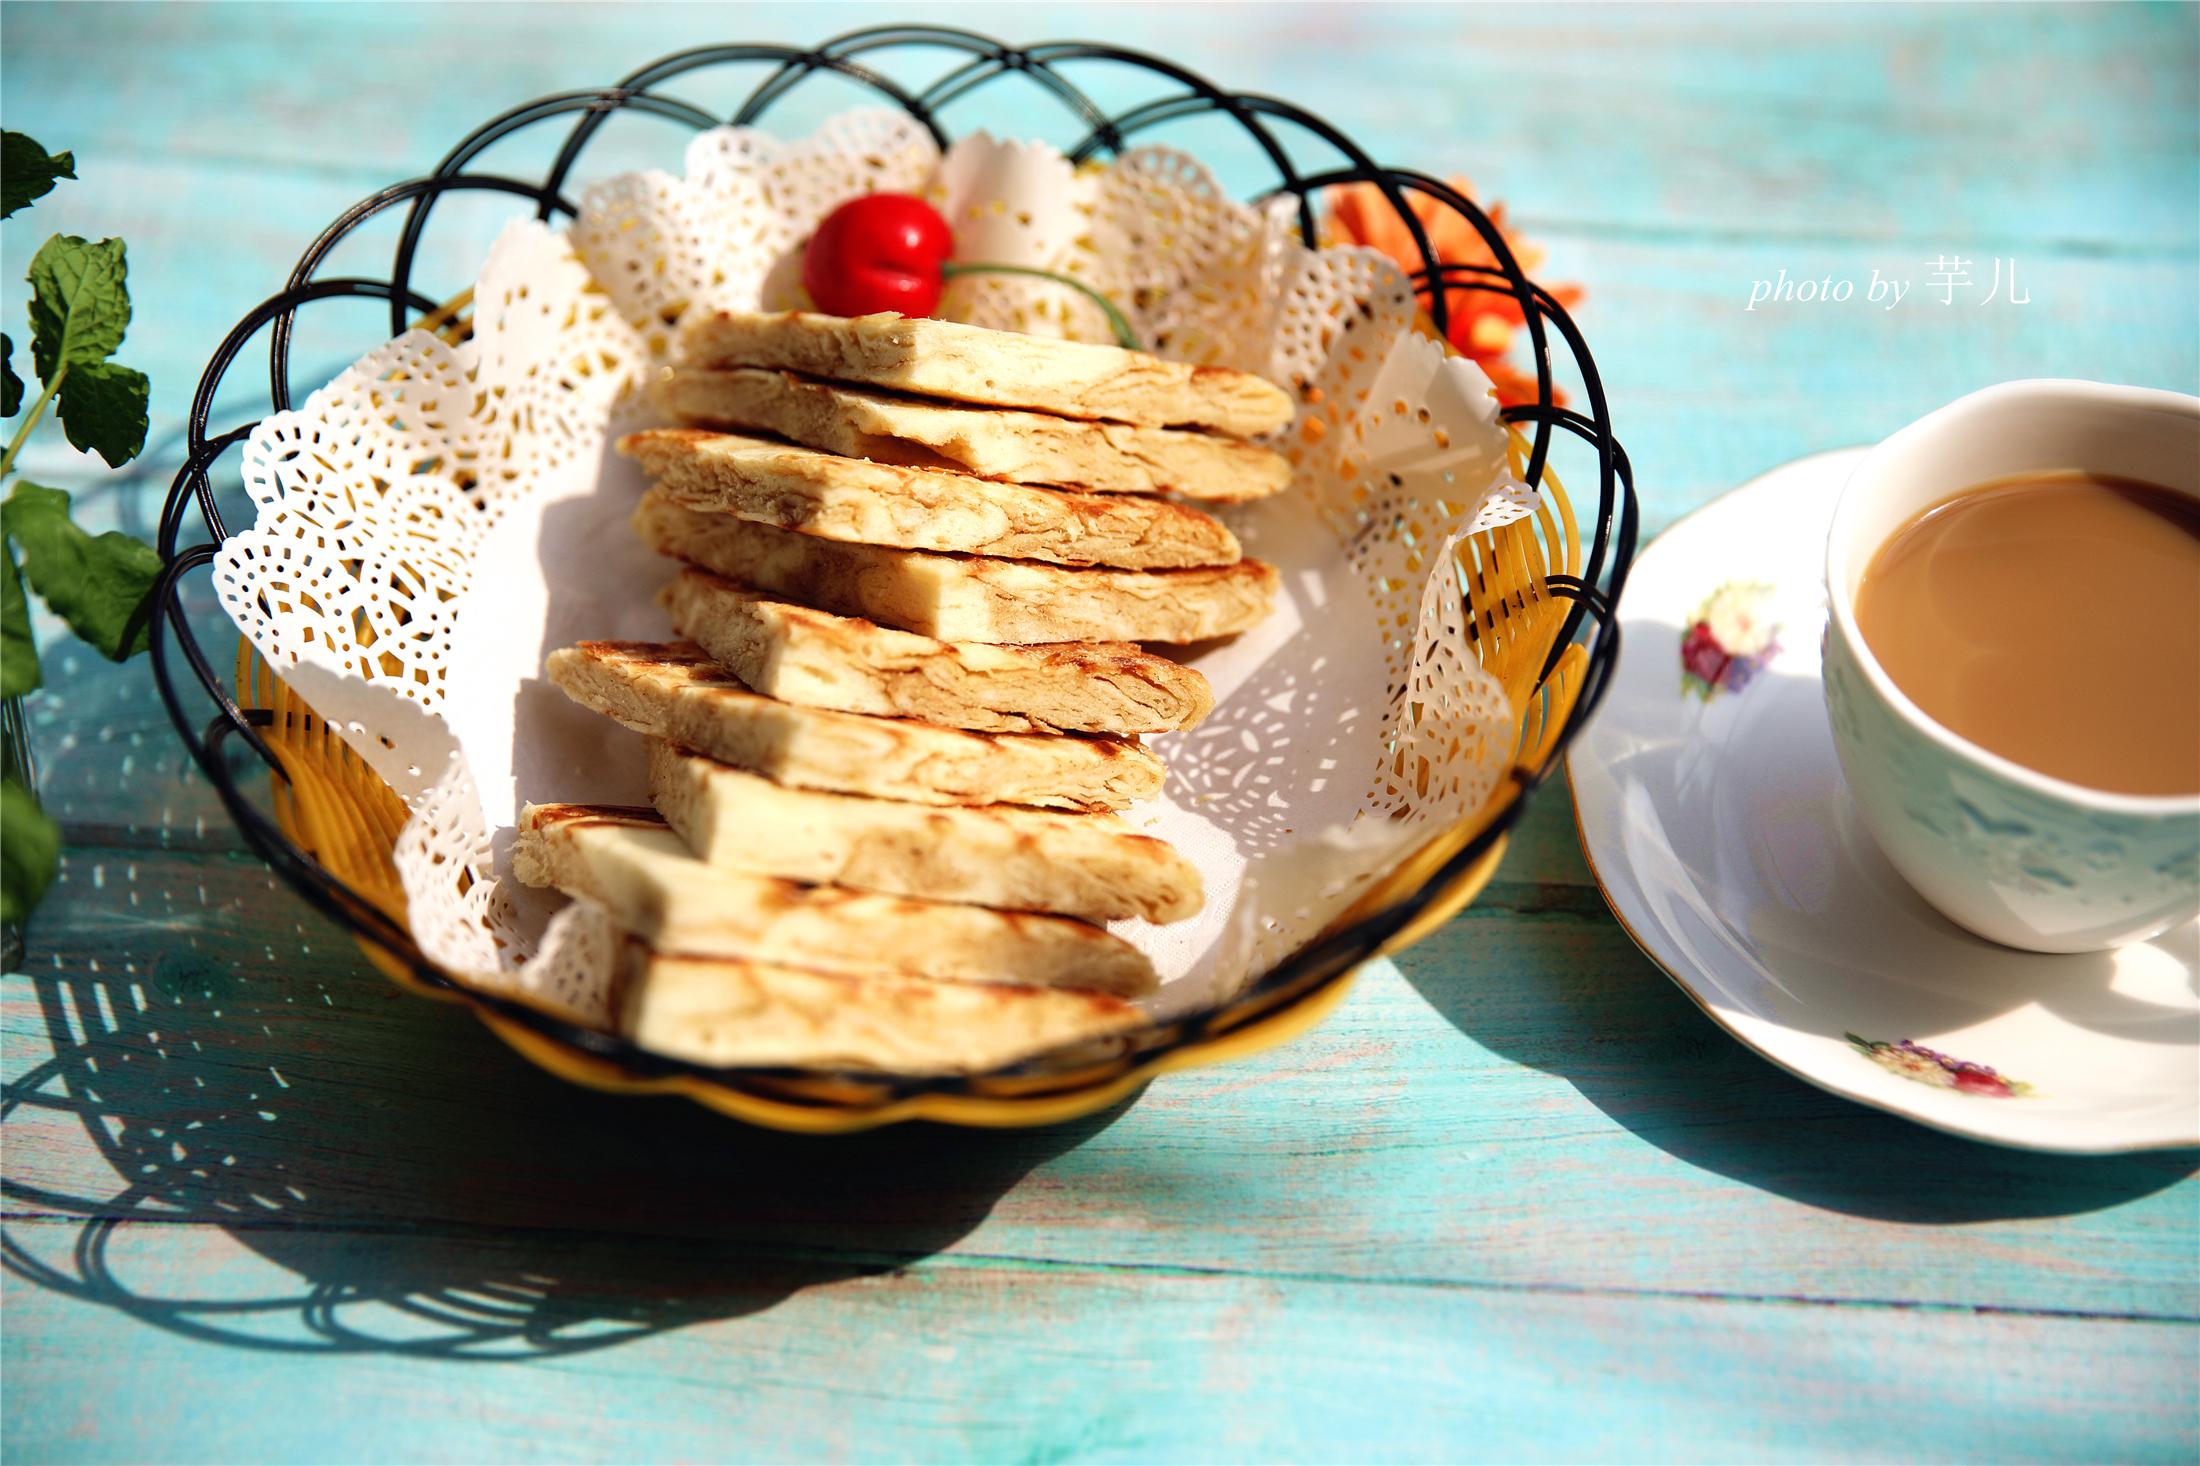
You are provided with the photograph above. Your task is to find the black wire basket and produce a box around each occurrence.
[150,27,1637,1129]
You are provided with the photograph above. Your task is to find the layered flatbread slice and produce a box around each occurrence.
[680,310,1295,436]
[658,366,1291,502]
[648,739,1203,923]
[515,803,1155,995]
[618,429,1239,570]
[634,491,1277,644]
[618,946,1146,1074]
[548,640,1163,812]
[659,567,1213,735]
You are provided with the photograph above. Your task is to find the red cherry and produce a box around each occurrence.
[802,193,955,318]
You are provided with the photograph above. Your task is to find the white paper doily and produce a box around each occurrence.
[214,111,1532,1034]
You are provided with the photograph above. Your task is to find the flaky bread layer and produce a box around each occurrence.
[659,567,1213,735]
[657,366,1291,502]
[649,739,1202,924]
[618,944,1146,1074]
[548,639,1163,813]
[634,492,1277,645]
[515,804,1154,995]
[681,309,1295,436]
[621,428,1240,570]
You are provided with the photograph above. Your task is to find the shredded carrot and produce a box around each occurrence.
[1323,177,1581,408]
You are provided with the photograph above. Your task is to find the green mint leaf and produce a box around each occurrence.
[2,133,75,219]
[26,235,130,383]
[1,775,60,928]
[4,480,161,662]
[56,359,148,467]
[1,333,19,418]
[1,543,38,697]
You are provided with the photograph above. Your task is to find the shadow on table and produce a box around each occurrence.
[2,948,1129,1359]
[1393,895,2198,1224]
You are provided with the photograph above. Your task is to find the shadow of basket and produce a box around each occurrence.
[4,946,1130,1356]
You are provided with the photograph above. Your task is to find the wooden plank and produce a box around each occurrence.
[5,3,2193,248]
[4,1219,2193,1464]
[8,846,2196,1322]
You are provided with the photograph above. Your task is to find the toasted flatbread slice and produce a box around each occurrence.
[549,640,1162,812]
[658,367,1291,502]
[634,491,1277,644]
[516,804,1155,996]
[659,568,1213,735]
[619,947,1145,1074]
[681,310,1295,436]
[619,429,1240,570]
[648,739,1203,923]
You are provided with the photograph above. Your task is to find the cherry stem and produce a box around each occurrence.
[939,262,1142,350]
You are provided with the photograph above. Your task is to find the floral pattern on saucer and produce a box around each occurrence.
[1847,1034,2034,1097]
[1681,580,1780,701]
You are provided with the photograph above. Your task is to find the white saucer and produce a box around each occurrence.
[1568,450,2199,1153]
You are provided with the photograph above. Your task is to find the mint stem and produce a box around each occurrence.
[939,262,1142,350]
[0,361,64,482]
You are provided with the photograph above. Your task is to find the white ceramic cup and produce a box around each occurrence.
[1823,379,2200,953]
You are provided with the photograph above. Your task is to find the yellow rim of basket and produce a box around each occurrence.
[238,299,1591,1129]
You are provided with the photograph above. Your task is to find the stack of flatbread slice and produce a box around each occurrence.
[528,310,1293,1073]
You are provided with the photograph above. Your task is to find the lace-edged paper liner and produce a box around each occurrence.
[214,111,1530,1032]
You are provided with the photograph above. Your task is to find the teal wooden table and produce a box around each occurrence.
[4,4,2196,1460]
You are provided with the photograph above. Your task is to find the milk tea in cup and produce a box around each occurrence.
[1853,470,2200,797]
